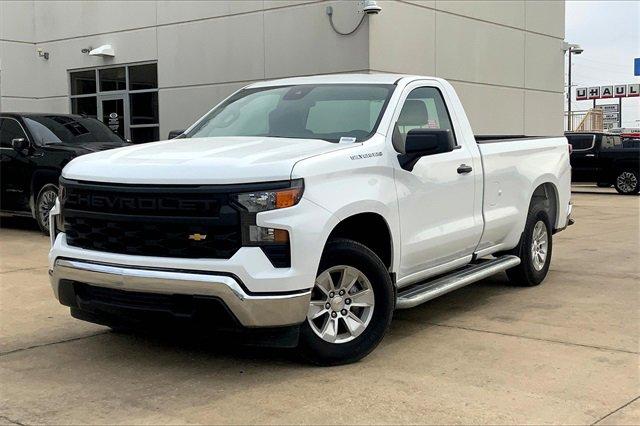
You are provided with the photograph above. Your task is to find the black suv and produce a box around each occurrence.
[566,132,640,195]
[1,113,129,232]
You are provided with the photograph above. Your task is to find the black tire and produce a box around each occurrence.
[614,169,639,195]
[35,184,58,234]
[505,203,553,287]
[298,239,394,366]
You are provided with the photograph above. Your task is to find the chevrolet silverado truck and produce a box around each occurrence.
[565,131,640,194]
[49,74,572,365]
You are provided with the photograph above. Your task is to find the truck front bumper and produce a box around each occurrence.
[49,258,311,328]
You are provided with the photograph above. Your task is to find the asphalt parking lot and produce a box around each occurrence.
[0,188,638,425]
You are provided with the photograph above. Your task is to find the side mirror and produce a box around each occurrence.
[398,128,455,171]
[168,129,186,139]
[11,137,29,153]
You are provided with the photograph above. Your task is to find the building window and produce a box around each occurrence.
[69,63,159,143]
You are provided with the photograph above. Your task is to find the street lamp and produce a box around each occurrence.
[564,42,583,131]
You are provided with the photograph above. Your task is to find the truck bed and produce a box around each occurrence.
[474,135,571,253]
[475,135,558,143]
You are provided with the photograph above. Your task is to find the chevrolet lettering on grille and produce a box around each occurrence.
[66,193,217,212]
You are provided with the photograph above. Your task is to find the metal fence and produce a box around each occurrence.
[565,109,603,132]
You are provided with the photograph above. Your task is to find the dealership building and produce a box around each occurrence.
[0,0,565,142]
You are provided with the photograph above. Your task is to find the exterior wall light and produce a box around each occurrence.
[88,44,115,57]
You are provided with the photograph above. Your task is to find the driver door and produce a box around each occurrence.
[392,84,483,280]
[0,117,32,212]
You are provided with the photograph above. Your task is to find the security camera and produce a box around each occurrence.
[363,0,382,15]
[571,46,584,55]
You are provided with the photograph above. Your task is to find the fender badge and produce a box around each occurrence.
[188,233,207,241]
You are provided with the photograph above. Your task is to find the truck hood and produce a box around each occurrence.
[62,136,350,184]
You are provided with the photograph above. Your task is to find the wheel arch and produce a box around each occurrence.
[324,211,395,273]
[530,181,559,231]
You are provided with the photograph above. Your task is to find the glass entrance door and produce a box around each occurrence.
[99,95,128,140]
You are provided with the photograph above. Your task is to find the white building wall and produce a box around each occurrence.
[370,0,566,135]
[0,0,565,138]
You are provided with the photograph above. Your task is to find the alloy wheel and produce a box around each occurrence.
[616,172,637,194]
[307,265,375,344]
[38,189,57,232]
[531,220,548,271]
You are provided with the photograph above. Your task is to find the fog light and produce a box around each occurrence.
[248,225,289,243]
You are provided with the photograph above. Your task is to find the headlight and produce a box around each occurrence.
[234,179,304,213]
[233,180,303,267]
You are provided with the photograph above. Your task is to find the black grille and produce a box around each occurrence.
[61,179,242,259]
[76,282,178,311]
[73,282,239,327]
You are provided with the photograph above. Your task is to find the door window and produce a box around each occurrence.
[0,118,28,148]
[566,135,595,151]
[101,98,126,139]
[394,87,456,152]
[601,135,622,150]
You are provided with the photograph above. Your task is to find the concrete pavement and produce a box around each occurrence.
[1,189,638,424]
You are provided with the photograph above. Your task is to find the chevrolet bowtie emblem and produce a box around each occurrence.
[188,233,207,241]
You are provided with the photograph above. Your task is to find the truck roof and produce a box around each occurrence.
[246,73,443,88]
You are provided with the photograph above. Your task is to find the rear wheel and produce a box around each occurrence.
[506,203,553,287]
[614,170,639,195]
[35,184,58,234]
[298,239,394,365]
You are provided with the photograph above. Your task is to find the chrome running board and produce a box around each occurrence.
[396,255,521,309]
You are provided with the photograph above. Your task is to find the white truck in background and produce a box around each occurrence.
[49,74,572,365]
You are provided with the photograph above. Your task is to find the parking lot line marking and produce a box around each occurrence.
[0,331,109,358]
[422,322,640,355]
[0,414,25,426]
[0,266,48,275]
[592,395,640,425]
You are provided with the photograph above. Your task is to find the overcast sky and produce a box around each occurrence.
[565,0,639,127]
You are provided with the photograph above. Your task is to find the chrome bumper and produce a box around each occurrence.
[49,259,311,327]
[555,202,574,233]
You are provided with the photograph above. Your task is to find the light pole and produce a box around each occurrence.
[564,43,583,131]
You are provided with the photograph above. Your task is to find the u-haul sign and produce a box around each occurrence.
[576,84,639,100]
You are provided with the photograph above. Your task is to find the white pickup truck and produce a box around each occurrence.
[49,74,572,365]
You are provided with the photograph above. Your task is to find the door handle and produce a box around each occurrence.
[585,154,595,157]
[457,164,473,174]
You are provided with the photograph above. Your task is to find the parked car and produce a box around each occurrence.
[621,137,640,149]
[0,113,129,232]
[565,131,640,194]
[621,132,640,149]
[48,74,572,365]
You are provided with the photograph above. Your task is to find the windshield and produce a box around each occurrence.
[185,84,395,143]
[24,115,125,145]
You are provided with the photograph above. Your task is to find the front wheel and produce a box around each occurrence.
[35,184,58,234]
[506,204,553,287]
[614,169,639,195]
[298,239,394,365]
